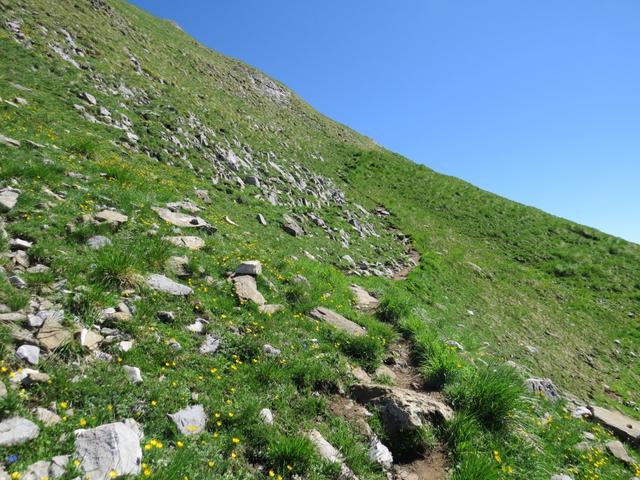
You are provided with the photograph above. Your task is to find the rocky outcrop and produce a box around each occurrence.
[589,405,640,444]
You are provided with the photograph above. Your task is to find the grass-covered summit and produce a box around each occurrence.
[0,1,639,479]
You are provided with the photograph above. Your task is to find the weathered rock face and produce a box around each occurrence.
[589,405,640,443]
[168,405,207,435]
[74,419,143,480]
[146,274,192,295]
[309,307,366,336]
[0,417,40,446]
[351,383,453,434]
[525,378,561,402]
[232,275,266,305]
[349,284,379,311]
[163,235,205,250]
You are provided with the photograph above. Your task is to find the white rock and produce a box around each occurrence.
[22,460,51,480]
[146,274,192,296]
[186,319,204,333]
[199,335,220,354]
[259,408,274,425]
[118,340,134,352]
[168,405,207,435]
[16,344,40,365]
[263,344,281,357]
[123,365,143,384]
[34,407,61,426]
[74,419,143,480]
[0,417,40,446]
[368,436,393,469]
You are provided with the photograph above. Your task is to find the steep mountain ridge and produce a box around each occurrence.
[0,1,639,479]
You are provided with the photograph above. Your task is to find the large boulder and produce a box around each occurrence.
[350,284,379,311]
[233,275,266,305]
[0,417,40,446]
[309,307,365,336]
[146,274,192,296]
[168,405,207,436]
[589,405,640,444]
[351,383,453,434]
[74,419,143,480]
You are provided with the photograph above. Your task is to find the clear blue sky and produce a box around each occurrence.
[131,0,640,244]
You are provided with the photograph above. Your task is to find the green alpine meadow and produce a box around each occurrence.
[0,1,638,479]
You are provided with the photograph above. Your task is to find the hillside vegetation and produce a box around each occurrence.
[0,1,638,479]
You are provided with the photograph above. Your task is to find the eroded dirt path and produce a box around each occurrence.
[392,249,420,281]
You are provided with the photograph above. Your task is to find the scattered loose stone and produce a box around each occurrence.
[79,328,103,350]
[146,274,192,296]
[37,318,72,351]
[446,340,464,351]
[263,344,281,357]
[235,260,262,276]
[550,475,573,480]
[571,406,591,418]
[0,381,6,398]
[87,235,112,250]
[9,238,32,250]
[9,274,27,289]
[123,365,143,384]
[233,275,266,305]
[16,344,40,365]
[163,235,205,250]
[80,92,97,105]
[187,319,205,333]
[605,440,634,465]
[166,255,190,278]
[49,455,70,479]
[168,405,207,435]
[259,408,274,425]
[224,215,238,226]
[74,419,143,480]
[10,368,50,386]
[118,340,134,352]
[34,407,61,427]
[589,405,640,443]
[257,213,267,225]
[0,417,40,446]
[94,209,128,227]
[526,378,561,402]
[156,311,175,322]
[199,334,220,354]
[282,214,304,236]
[309,307,366,336]
[22,460,51,480]
[350,284,379,311]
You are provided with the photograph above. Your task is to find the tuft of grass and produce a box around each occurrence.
[377,287,413,324]
[266,433,316,474]
[338,334,385,371]
[446,364,524,431]
[90,245,142,289]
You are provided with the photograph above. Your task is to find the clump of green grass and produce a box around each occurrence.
[90,245,142,289]
[446,364,523,431]
[266,433,316,474]
[338,334,385,371]
[377,287,413,323]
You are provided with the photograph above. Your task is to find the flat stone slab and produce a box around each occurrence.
[163,236,205,250]
[147,274,192,296]
[74,419,143,480]
[233,275,266,305]
[589,405,640,443]
[168,405,207,435]
[0,134,20,147]
[0,416,40,446]
[94,209,128,226]
[152,207,209,229]
[350,284,380,311]
[309,307,366,336]
[37,319,72,351]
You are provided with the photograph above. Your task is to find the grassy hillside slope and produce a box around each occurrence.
[0,1,639,479]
